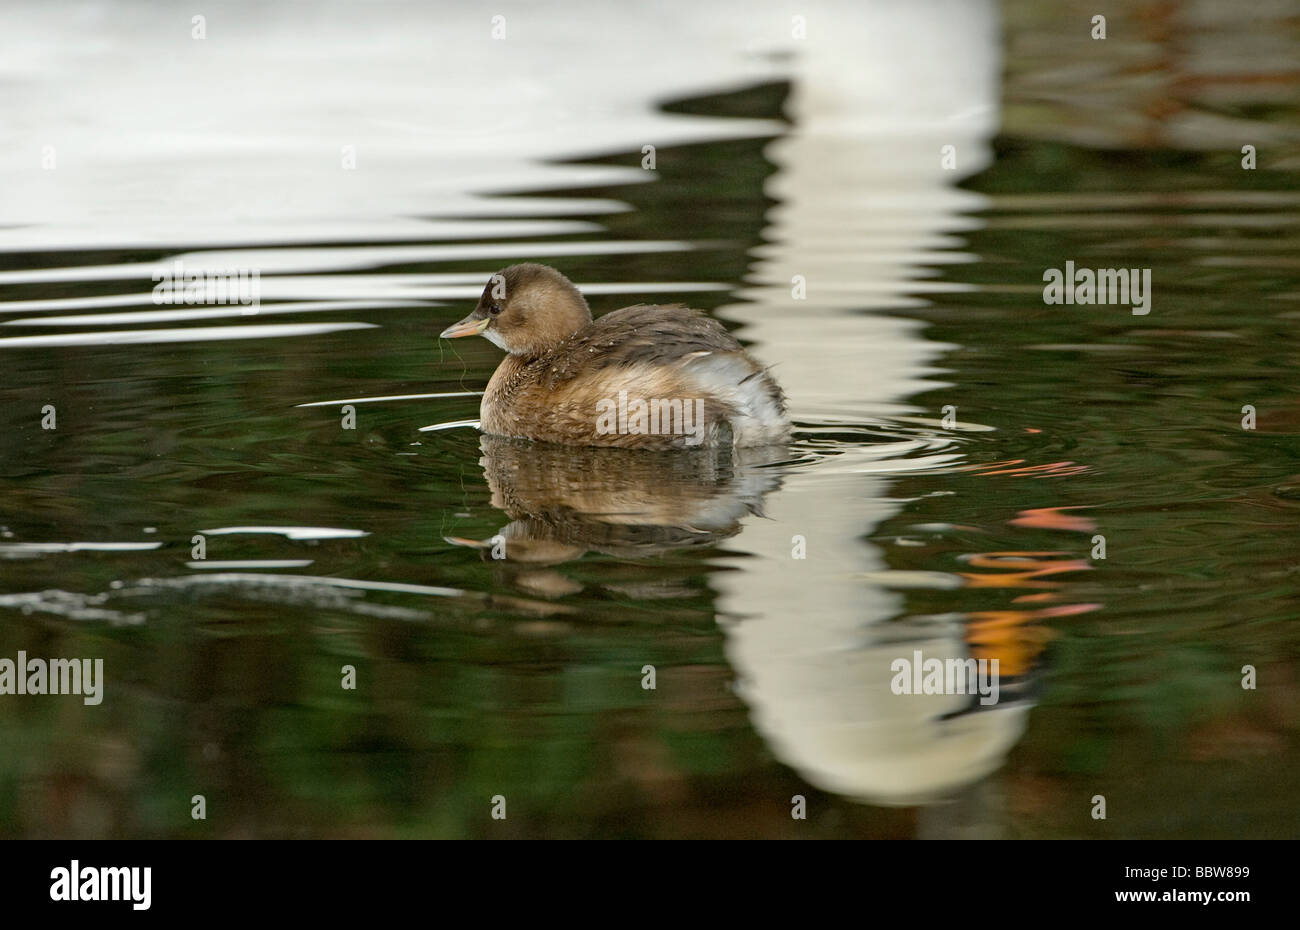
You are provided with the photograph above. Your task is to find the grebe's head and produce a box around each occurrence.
[440,263,592,357]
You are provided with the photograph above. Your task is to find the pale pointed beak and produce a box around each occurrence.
[440,315,490,339]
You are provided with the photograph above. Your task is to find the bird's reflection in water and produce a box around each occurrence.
[447,435,790,597]
[452,438,1099,820]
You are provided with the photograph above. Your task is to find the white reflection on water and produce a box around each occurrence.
[0,0,785,251]
[0,242,697,286]
[6,300,430,327]
[0,322,377,348]
[0,542,164,557]
[417,419,482,433]
[186,560,315,569]
[197,526,369,540]
[295,392,481,408]
[137,572,463,598]
[707,0,1025,810]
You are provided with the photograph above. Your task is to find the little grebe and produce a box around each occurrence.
[440,264,790,449]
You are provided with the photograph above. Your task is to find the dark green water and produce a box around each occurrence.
[1,0,1298,838]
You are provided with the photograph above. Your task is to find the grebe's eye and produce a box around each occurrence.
[488,304,502,315]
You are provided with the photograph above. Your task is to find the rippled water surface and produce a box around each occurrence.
[2,0,1299,838]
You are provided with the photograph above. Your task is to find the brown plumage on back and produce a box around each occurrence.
[440,264,790,450]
